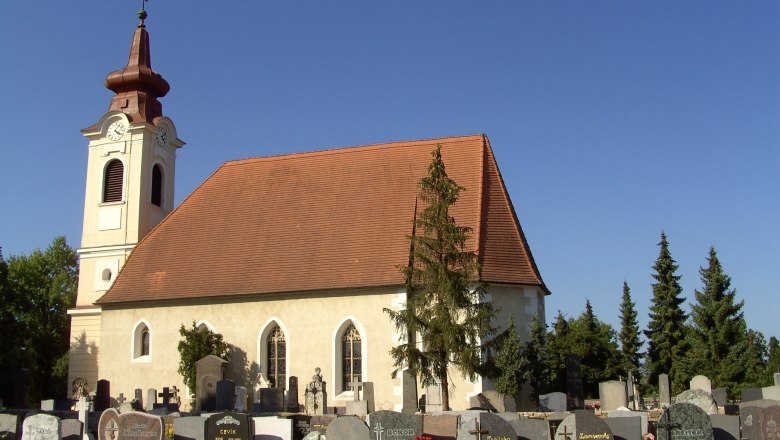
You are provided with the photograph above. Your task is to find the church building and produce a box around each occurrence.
[67,12,549,412]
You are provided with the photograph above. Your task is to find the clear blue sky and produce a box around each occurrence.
[1,2,778,342]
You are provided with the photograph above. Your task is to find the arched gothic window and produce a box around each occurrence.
[151,164,163,207]
[103,159,124,203]
[341,324,362,392]
[141,329,150,356]
[267,325,286,389]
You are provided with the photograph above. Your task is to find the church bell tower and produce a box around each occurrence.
[68,8,184,389]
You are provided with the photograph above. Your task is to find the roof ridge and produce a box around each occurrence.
[222,133,485,167]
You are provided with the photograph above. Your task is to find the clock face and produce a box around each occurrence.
[107,121,126,141]
[155,126,168,148]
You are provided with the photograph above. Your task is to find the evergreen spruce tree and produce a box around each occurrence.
[524,315,548,402]
[618,281,642,379]
[685,247,749,397]
[767,337,780,383]
[384,145,496,411]
[570,300,621,398]
[493,318,528,404]
[545,311,571,393]
[745,330,770,387]
[644,231,688,393]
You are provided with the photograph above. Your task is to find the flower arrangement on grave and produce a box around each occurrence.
[644,433,655,440]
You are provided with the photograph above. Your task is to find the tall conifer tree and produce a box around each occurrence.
[685,247,749,396]
[618,281,642,378]
[644,232,688,393]
[384,145,496,411]
[524,315,548,401]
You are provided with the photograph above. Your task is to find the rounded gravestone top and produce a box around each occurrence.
[657,402,713,440]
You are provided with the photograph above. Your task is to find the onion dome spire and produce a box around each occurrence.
[104,6,170,123]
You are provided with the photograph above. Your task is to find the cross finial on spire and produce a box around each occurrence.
[138,0,148,25]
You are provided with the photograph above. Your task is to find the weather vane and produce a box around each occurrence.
[138,0,148,22]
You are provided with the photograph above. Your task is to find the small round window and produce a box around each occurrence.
[102,268,112,282]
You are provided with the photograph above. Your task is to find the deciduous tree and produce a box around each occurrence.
[177,322,229,393]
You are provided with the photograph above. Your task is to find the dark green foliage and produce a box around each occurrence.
[744,330,770,387]
[683,247,750,397]
[493,318,528,401]
[767,336,780,384]
[177,321,229,393]
[524,315,548,403]
[384,145,496,411]
[545,311,570,393]
[618,281,642,379]
[644,232,688,393]
[2,237,78,403]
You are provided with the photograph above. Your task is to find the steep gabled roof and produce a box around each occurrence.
[98,134,548,305]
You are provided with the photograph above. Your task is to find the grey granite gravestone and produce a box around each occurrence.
[147,389,158,412]
[367,411,422,440]
[469,390,517,413]
[173,417,205,440]
[711,388,727,408]
[599,381,628,411]
[426,382,443,413]
[762,386,780,401]
[117,412,164,440]
[508,418,550,440]
[206,413,251,440]
[61,420,83,440]
[710,415,740,440]
[604,417,641,440]
[659,374,671,408]
[608,409,648,435]
[0,414,19,440]
[566,355,584,410]
[454,411,488,440]
[287,377,299,412]
[674,389,718,415]
[422,414,459,440]
[742,388,763,403]
[40,400,55,411]
[474,413,516,440]
[539,392,567,412]
[739,400,780,440]
[689,376,711,394]
[555,410,614,440]
[657,403,713,440]
[21,414,61,440]
[97,408,120,440]
[251,417,292,440]
[235,387,248,413]
[95,380,111,412]
[216,380,236,412]
[401,370,418,415]
[325,416,368,439]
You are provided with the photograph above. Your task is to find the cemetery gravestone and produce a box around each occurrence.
[174,417,206,440]
[21,414,61,440]
[95,380,111,412]
[286,415,311,440]
[761,386,780,401]
[539,392,567,413]
[426,382,443,413]
[307,416,335,435]
[709,415,740,440]
[0,414,19,440]
[689,376,712,394]
[656,403,713,440]
[216,380,236,412]
[603,417,641,440]
[62,420,83,440]
[287,377,299,412]
[774,373,780,387]
[117,412,164,440]
[401,370,418,415]
[739,400,780,440]
[422,414,459,440]
[555,411,615,440]
[659,374,671,408]
[196,356,228,412]
[147,389,158,412]
[566,355,584,410]
[474,413,516,440]
[508,418,550,440]
[367,411,423,440]
[256,388,285,413]
[711,388,727,408]
[234,387,247,413]
[608,409,648,436]
[40,400,55,411]
[14,368,30,409]
[469,391,516,413]
[98,408,120,440]
[251,417,292,440]
[741,388,763,403]
[324,416,369,439]
[206,413,251,440]
[674,389,718,415]
[134,389,144,410]
[599,381,627,411]
[303,369,326,416]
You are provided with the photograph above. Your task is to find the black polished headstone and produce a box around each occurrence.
[657,403,713,440]
[556,410,614,440]
[477,412,516,440]
[206,412,251,440]
[95,380,111,412]
[287,414,311,440]
[287,376,300,412]
[566,355,584,410]
[215,380,236,412]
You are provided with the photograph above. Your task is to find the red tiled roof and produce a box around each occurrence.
[97,134,548,304]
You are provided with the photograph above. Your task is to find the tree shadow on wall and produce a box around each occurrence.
[226,344,261,402]
[68,331,99,397]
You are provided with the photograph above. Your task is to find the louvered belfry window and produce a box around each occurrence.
[151,164,163,207]
[103,159,124,203]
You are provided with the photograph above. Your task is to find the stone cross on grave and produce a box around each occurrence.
[170,386,181,406]
[349,381,366,401]
[116,393,127,405]
[104,419,119,440]
[557,425,574,440]
[469,419,489,440]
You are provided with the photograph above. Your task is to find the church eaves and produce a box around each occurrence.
[97,134,549,305]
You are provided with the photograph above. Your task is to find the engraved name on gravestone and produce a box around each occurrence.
[555,411,614,440]
[368,411,423,440]
[656,403,713,440]
[117,412,164,440]
[206,413,251,440]
[21,414,61,440]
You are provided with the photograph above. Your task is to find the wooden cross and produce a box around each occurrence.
[469,419,489,440]
[116,393,126,404]
[158,387,173,405]
[557,425,573,440]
